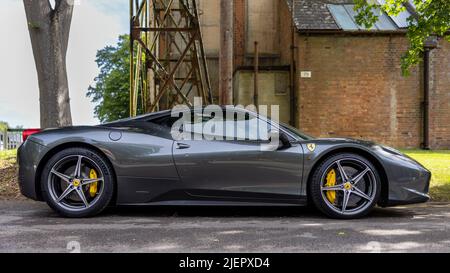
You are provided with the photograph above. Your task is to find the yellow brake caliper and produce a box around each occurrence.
[89,169,98,198]
[325,169,337,204]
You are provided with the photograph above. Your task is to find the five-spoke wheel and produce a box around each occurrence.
[41,148,114,218]
[310,153,381,219]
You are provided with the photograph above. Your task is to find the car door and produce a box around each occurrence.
[172,109,304,202]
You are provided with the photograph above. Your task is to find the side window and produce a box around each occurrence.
[182,111,271,142]
[148,112,288,142]
[231,113,270,141]
[183,112,217,139]
[149,116,180,129]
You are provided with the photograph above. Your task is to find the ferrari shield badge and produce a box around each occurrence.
[307,143,316,152]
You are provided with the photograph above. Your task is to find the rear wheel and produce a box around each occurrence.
[41,148,115,218]
[309,153,381,219]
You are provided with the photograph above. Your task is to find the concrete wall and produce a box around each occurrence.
[198,0,282,57]
[234,71,291,123]
[197,0,220,101]
[197,0,286,104]
[246,0,280,55]
[198,0,220,55]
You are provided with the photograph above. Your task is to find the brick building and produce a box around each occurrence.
[198,0,450,149]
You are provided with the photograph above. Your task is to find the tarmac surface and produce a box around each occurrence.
[0,200,449,253]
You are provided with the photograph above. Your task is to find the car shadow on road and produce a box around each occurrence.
[100,205,415,219]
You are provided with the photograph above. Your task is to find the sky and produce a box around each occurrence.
[0,0,129,128]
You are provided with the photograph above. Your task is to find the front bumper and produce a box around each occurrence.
[17,140,48,201]
[379,152,431,207]
[384,172,431,207]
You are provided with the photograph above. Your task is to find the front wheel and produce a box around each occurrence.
[41,148,115,218]
[309,153,381,219]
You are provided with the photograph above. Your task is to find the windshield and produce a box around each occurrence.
[279,122,314,141]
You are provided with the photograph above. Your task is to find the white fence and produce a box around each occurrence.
[0,130,24,150]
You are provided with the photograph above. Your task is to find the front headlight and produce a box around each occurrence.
[373,145,402,156]
[380,145,403,156]
[373,145,427,169]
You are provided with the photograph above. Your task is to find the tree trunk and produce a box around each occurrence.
[23,0,74,128]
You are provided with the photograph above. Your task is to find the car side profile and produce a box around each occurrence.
[18,108,431,219]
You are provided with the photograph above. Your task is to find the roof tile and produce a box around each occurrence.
[286,0,405,31]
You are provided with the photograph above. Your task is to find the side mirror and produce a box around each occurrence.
[279,132,292,148]
[261,130,291,151]
[268,130,279,142]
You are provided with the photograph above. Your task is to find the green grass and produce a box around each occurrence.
[0,149,17,164]
[0,149,19,199]
[402,150,450,202]
[0,149,449,201]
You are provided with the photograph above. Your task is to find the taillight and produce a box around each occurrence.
[22,129,41,142]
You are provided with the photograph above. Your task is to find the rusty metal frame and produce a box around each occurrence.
[130,0,213,116]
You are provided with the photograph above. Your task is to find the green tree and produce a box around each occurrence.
[354,0,450,75]
[0,121,9,132]
[87,35,135,123]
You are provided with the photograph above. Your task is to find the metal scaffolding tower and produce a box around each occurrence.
[130,0,213,116]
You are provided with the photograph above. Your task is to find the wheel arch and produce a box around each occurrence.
[306,147,389,206]
[35,142,118,204]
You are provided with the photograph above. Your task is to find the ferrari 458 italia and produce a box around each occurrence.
[18,108,431,219]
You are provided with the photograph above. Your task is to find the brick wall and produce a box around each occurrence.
[430,40,450,149]
[234,0,246,68]
[199,0,450,149]
[296,34,426,148]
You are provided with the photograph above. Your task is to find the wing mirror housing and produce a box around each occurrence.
[262,130,291,151]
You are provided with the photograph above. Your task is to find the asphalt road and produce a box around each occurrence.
[0,200,449,253]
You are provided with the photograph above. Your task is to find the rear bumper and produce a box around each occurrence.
[17,140,48,201]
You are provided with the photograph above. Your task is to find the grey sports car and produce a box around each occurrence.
[18,108,431,219]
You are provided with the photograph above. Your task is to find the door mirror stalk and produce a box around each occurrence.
[264,130,292,151]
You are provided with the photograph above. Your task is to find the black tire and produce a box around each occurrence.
[41,147,115,218]
[309,153,381,219]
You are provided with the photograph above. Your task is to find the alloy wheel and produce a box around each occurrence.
[320,158,377,216]
[47,155,105,212]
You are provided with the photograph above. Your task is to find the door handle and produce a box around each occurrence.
[176,142,191,149]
